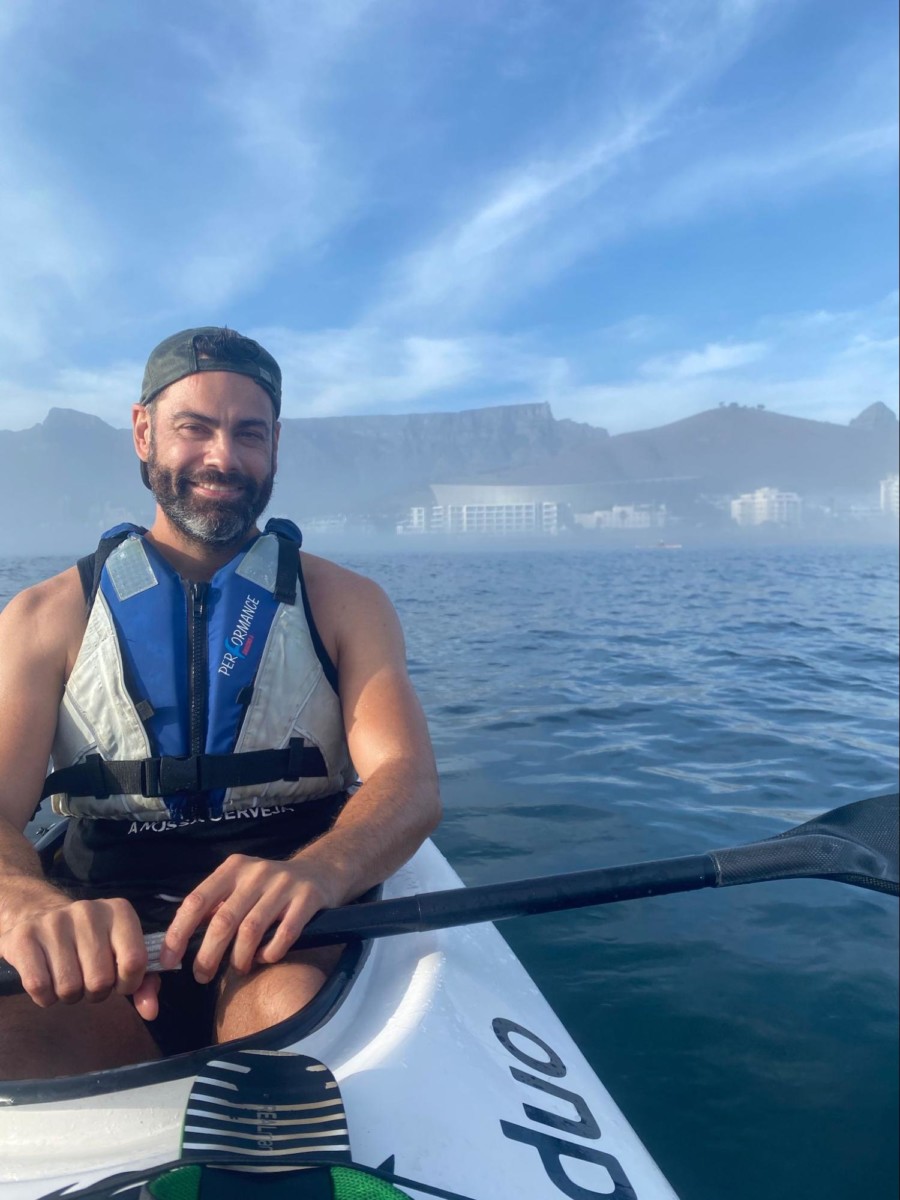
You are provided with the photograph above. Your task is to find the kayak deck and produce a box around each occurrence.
[1,841,678,1199]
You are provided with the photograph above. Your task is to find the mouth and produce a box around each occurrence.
[189,479,247,501]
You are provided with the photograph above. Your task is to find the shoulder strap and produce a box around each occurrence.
[265,517,303,605]
[76,523,147,608]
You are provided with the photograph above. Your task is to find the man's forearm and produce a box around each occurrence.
[0,815,66,934]
[292,761,441,908]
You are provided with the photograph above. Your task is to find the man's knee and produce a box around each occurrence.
[214,945,344,1042]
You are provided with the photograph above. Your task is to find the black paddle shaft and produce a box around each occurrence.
[290,791,899,948]
[0,793,896,994]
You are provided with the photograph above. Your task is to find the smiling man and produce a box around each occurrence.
[0,327,441,1078]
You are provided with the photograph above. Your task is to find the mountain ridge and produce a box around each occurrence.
[0,400,895,552]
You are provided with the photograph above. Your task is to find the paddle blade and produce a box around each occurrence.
[711,793,899,895]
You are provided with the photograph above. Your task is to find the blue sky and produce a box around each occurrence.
[0,0,896,433]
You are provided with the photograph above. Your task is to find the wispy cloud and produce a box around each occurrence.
[0,361,141,430]
[0,0,894,438]
[367,1,895,336]
[256,324,563,418]
[0,23,109,366]
[163,1,378,309]
[558,295,900,431]
[646,123,898,227]
[643,341,769,379]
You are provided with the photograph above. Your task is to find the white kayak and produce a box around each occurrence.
[0,838,679,1200]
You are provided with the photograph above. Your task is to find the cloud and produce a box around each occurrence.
[646,123,898,227]
[360,0,894,334]
[0,108,109,366]
[0,362,142,430]
[162,2,378,309]
[555,295,899,431]
[643,341,769,379]
[256,324,565,418]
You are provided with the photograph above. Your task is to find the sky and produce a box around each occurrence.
[0,0,897,434]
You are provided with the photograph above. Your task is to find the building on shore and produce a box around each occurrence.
[574,504,667,530]
[730,487,803,527]
[880,474,899,517]
[397,499,559,535]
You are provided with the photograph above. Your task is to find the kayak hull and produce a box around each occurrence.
[0,840,678,1199]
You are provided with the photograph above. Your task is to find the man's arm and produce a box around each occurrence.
[162,564,441,980]
[0,576,154,1012]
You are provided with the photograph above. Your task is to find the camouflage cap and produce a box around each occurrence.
[140,326,282,416]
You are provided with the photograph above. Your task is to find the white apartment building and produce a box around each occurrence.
[730,487,803,527]
[397,500,559,535]
[880,475,899,517]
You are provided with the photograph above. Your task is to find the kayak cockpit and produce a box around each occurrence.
[0,820,378,1106]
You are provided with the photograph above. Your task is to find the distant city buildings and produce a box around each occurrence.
[881,474,899,517]
[393,477,895,539]
[730,487,803,527]
[574,504,667,530]
[398,501,560,535]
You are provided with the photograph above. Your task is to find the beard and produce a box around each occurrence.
[146,450,275,549]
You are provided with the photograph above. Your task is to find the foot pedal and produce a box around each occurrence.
[181,1050,350,1170]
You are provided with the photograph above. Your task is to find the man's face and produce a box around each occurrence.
[134,372,279,550]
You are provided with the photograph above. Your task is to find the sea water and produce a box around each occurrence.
[4,542,898,1200]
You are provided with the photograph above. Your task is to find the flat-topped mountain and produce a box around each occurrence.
[0,401,895,552]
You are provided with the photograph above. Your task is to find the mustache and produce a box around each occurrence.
[180,469,253,492]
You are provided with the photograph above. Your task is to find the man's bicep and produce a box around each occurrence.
[0,590,69,831]
[336,584,436,781]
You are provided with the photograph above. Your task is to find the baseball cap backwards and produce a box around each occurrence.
[140,326,282,416]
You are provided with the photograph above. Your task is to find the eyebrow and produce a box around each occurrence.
[169,409,272,432]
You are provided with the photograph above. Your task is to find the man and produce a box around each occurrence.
[0,327,441,1079]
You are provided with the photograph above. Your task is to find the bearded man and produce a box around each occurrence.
[0,327,441,1079]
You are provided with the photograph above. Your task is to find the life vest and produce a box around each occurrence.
[43,519,357,821]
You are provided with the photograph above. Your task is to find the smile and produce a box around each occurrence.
[190,481,246,498]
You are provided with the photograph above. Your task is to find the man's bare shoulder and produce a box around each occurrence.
[299,551,399,662]
[0,567,87,665]
[299,551,392,610]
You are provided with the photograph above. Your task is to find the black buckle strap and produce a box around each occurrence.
[42,739,328,802]
[142,755,202,796]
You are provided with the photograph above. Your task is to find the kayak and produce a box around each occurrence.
[0,836,679,1200]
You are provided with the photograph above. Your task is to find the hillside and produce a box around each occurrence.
[0,401,895,552]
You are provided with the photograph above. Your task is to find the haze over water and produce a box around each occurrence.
[6,541,898,1200]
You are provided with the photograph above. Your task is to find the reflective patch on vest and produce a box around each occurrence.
[106,536,158,601]
[235,533,280,591]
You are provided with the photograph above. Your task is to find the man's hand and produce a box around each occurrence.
[0,892,160,1019]
[159,854,336,983]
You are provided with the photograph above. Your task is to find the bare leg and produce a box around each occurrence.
[0,994,161,1081]
[214,946,344,1043]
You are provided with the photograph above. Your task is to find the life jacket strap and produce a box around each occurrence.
[41,737,326,802]
[77,523,147,608]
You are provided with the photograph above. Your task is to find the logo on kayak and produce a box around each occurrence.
[218,593,261,675]
[493,1017,637,1199]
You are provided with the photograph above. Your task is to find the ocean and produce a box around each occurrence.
[4,541,898,1200]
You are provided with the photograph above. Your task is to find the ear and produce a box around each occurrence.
[272,420,281,474]
[132,403,151,465]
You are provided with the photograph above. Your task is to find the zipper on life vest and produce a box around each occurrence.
[183,580,210,820]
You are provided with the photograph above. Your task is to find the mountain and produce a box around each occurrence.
[481,404,899,499]
[849,402,899,435]
[0,401,895,553]
[274,403,609,515]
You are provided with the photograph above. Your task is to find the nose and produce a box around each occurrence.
[203,428,243,475]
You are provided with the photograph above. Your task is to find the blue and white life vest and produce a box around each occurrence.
[44,520,357,821]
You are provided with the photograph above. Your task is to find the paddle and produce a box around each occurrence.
[0,792,896,995]
[275,790,899,949]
